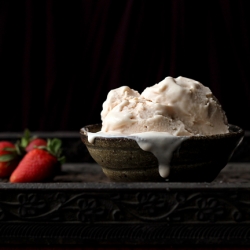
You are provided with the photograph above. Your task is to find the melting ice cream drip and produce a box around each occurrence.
[130,132,187,178]
[87,131,188,179]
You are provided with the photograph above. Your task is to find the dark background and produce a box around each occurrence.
[0,0,250,133]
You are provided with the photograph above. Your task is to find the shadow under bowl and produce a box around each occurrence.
[80,124,244,182]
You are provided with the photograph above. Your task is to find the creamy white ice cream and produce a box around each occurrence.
[101,76,229,136]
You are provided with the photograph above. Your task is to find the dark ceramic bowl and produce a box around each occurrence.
[80,124,244,182]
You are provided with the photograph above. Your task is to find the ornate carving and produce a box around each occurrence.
[195,197,225,222]
[1,184,250,245]
[77,198,106,222]
[1,223,250,245]
[1,188,250,224]
[17,193,47,218]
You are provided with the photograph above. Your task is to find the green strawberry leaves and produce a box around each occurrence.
[47,138,66,164]
[35,138,66,164]
[0,145,21,163]
[20,129,30,148]
[48,138,62,154]
[20,128,37,149]
[0,147,17,162]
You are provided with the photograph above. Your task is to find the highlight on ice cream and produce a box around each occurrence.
[86,76,230,178]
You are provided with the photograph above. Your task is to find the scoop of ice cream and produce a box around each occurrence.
[100,76,229,136]
[101,86,140,120]
[141,76,229,135]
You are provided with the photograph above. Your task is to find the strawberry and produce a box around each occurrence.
[0,141,22,178]
[19,129,47,152]
[10,138,65,183]
[25,138,47,152]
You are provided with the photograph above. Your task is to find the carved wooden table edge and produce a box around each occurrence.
[0,162,250,247]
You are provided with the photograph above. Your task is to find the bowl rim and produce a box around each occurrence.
[80,123,244,141]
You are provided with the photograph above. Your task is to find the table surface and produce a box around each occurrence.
[1,162,250,248]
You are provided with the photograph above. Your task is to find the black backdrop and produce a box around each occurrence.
[0,0,250,132]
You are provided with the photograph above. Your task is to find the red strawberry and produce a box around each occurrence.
[0,141,21,178]
[10,138,65,183]
[25,138,47,152]
[0,141,15,150]
[19,129,47,152]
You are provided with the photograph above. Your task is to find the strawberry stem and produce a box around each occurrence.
[37,138,66,164]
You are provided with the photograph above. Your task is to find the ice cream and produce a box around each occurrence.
[87,76,229,179]
[101,76,229,136]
